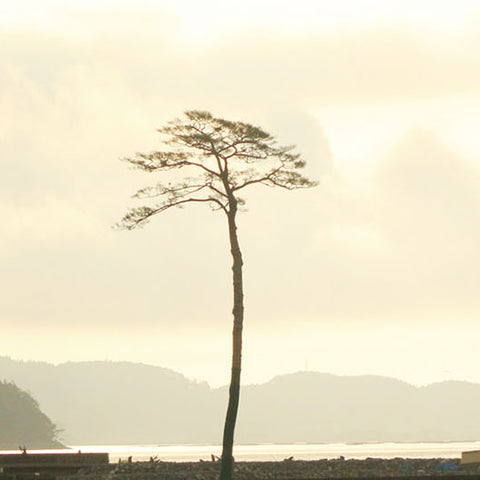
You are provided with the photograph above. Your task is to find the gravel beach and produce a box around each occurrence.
[67,457,472,480]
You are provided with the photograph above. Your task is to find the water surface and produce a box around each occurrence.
[1,442,478,463]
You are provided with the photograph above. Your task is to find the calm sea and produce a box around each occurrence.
[2,442,479,462]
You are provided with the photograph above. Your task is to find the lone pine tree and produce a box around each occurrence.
[118,111,316,480]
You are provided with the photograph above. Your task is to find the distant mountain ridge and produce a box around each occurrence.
[1,357,479,445]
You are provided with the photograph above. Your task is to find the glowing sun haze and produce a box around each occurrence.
[1,0,480,387]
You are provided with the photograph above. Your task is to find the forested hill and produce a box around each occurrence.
[0,381,63,449]
[2,356,480,445]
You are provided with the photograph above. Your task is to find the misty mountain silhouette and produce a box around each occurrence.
[0,380,63,449]
[1,357,478,445]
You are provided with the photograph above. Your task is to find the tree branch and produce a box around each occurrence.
[118,196,228,230]
[132,183,208,199]
[125,152,221,178]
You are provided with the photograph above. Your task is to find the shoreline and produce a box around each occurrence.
[61,441,480,463]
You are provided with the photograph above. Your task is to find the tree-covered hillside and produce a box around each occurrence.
[0,381,63,449]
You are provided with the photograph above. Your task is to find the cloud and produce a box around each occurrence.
[376,130,480,251]
[0,198,108,247]
[265,131,480,324]
[370,131,480,317]
[3,13,480,120]
[179,27,480,107]
[2,4,480,337]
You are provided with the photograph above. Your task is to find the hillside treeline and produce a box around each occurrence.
[0,380,63,449]
[2,357,480,445]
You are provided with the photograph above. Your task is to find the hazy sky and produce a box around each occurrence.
[2,0,480,387]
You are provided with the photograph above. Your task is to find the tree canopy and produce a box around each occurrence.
[118,110,316,228]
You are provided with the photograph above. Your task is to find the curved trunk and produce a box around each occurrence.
[219,207,244,480]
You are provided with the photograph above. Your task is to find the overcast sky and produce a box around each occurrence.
[2,0,480,387]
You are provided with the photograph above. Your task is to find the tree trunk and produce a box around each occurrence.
[219,208,244,480]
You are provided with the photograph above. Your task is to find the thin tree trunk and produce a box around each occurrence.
[219,208,244,480]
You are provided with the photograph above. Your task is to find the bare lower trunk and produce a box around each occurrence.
[219,209,244,480]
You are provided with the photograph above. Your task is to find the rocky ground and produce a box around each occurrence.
[63,456,475,480]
